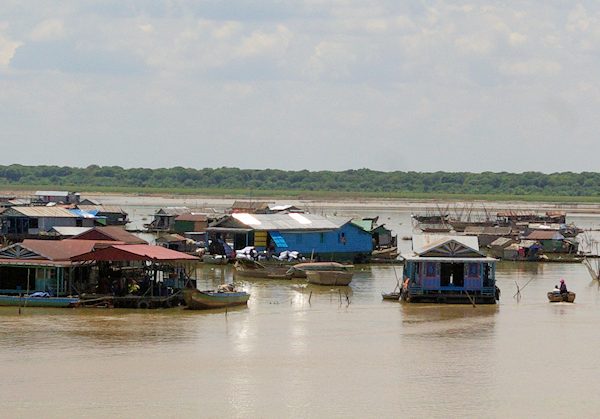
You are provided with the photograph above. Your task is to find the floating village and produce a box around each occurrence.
[0,191,596,309]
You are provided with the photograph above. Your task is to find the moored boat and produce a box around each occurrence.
[233,259,291,279]
[547,291,576,303]
[381,291,401,300]
[0,294,80,308]
[183,288,250,310]
[305,270,353,286]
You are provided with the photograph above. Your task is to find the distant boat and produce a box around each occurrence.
[0,294,80,308]
[183,288,250,310]
[381,291,401,301]
[547,291,576,303]
[202,254,229,265]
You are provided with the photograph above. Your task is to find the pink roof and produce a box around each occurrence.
[21,239,123,261]
[72,244,199,262]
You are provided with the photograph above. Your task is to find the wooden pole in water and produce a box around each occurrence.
[308,291,312,304]
[464,290,476,308]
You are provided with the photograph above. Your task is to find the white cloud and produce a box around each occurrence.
[236,25,292,58]
[0,32,21,67]
[30,19,66,42]
[499,59,562,77]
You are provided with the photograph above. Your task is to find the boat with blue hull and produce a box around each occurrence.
[0,294,80,308]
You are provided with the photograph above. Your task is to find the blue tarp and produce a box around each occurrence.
[270,231,288,248]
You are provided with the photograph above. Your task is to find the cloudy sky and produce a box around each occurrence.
[1,1,599,172]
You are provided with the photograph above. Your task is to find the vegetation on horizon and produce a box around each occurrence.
[0,164,598,201]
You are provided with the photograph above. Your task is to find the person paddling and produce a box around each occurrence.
[559,279,568,294]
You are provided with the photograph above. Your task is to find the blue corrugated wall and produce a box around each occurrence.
[276,223,373,258]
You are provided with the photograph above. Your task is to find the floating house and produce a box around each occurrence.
[230,201,270,214]
[145,207,191,232]
[0,239,109,296]
[174,213,209,234]
[402,234,499,304]
[34,191,80,205]
[523,230,578,254]
[206,213,373,262]
[76,205,129,226]
[0,206,97,237]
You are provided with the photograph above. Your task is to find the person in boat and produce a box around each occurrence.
[559,279,568,295]
[552,285,561,294]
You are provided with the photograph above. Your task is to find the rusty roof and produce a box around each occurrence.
[69,226,147,244]
[7,206,77,218]
[72,244,199,262]
[20,239,123,261]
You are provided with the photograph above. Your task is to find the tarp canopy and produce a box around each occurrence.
[71,244,199,262]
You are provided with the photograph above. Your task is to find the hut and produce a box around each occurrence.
[0,206,96,237]
[173,213,209,234]
[145,207,191,232]
[69,226,147,244]
[76,205,129,226]
[206,213,373,262]
[402,234,499,304]
[524,230,578,253]
[156,234,195,252]
[0,239,112,296]
[488,237,518,259]
[230,201,270,214]
[34,191,80,205]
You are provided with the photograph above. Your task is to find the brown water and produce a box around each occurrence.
[2,200,600,418]
[1,261,599,418]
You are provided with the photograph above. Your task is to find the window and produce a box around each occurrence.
[320,233,325,243]
[29,218,39,229]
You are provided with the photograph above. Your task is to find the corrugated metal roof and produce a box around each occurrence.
[225,213,350,231]
[412,234,480,255]
[77,205,127,214]
[50,227,93,236]
[21,239,120,261]
[525,230,564,240]
[72,244,199,262]
[175,213,208,222]
[7,206,77,218]
[69,226,147,244]
[35,191,70,196]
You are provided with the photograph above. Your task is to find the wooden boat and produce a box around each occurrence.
[305,270,353,286]
[233,259,291,279]
[201,254,229,265]
[372,247,399,260]
[381,291,401,301]
[547,291,576,303]
[0,294,80,308]
[286,262,354,278]
[183,288,250,310]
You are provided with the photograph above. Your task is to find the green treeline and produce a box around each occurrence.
[0,164,597,197]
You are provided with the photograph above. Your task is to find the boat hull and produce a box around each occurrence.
[0,295,80,308]
[183,289,250,310]
[547,292,576,303]
[305,270,353,286]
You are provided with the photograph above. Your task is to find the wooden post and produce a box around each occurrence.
[308,291,312,304]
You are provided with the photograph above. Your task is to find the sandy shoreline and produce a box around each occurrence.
[3,189,600,214]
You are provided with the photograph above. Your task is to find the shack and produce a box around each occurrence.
[230,201,270,214]
[76,205,129,226]
[0,239,110,296]
[69,226,147,244]
[145,207,191,232]
[402,234,498,304]
[34,191,80,205]
[174,213,209,234]
[523,230,578,254]
[206,213,373,262]
[72,244,199,308]
[0,206,96,237]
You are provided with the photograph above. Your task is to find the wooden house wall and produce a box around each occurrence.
[407,261,486,291]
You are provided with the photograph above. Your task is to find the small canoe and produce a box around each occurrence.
[183,288,250,310]
[0,295,80,308]
[547,291,576,303]
[233,259,291,280]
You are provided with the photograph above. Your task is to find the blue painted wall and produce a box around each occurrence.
[276,223,373,257]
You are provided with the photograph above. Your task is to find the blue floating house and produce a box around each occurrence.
[206,213,373,262]
[402,234,499,304]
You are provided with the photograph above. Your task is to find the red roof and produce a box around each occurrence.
[71,244,199,262]
[21,239,123,261]
[69,226,147,244]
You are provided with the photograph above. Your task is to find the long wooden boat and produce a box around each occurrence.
[233,259,291,280]
[547,291,576,303]
[183,288,250,310]
[381,291,401,301]
[0,295,80,308]
[286,262,354,278]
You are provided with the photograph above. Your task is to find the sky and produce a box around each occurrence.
[1,1,599,173]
